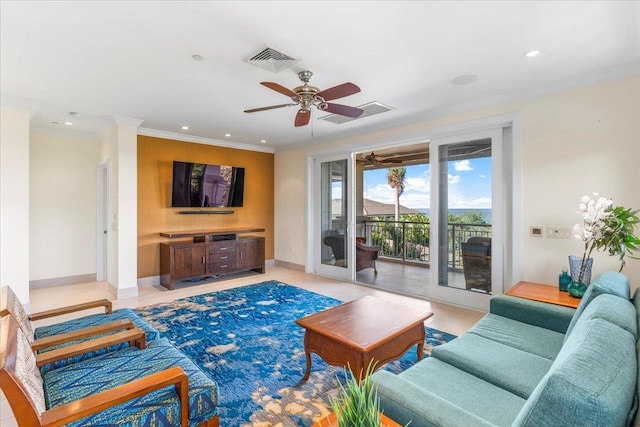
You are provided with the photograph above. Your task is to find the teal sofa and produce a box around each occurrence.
[371,271,639,427]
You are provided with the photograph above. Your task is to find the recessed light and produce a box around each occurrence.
[64,122,73,126]
[260,140,267,144]
[51,121,60,125]
[69,112,81,117]
[181,125,189,130]
[525,50,540,57]
[225,133,231,137]
[192,54,204,61]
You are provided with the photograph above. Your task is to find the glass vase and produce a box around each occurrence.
[568,255,593,285]
[567,281,587,298]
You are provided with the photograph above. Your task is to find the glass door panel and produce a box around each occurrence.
[314,157,354,280]
[429,129,503,310]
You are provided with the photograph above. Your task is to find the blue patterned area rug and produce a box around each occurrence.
[134,281,456,427]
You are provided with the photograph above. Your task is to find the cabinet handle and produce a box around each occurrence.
[220,247,228,251]
[202,256,205,264]
[220,264,227,268]
[220,256,227,260]
[240,252,243,259]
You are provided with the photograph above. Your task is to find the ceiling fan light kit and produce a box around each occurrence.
[244,70,364,127]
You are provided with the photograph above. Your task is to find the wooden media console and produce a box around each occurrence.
[159,228,266,290]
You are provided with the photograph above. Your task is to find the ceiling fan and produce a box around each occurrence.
[244,70,364,127]
[359,152,404,167]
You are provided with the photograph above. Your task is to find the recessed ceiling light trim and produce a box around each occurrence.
[525,50,540,57]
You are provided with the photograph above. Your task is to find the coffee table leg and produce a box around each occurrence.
[417,341,424,360]
[303,351,312,380]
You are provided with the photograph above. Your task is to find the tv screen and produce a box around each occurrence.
[171,161,245,208]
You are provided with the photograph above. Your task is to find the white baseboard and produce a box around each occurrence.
[30,273,97,289]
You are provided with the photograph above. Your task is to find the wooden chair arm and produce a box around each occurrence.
[36,328,146,367]
[40,366,189,427]
[31,319,135,352]
[29,299,113,321]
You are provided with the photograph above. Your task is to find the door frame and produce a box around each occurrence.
[96,161,109,281]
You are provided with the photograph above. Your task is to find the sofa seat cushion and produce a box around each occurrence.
[35,308,161,373]
[514,318,636,427]
[431,333,552,399]
[468,313,565,360]
[43,338,218,427]
[374,357,526,427]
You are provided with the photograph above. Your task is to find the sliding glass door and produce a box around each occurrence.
[312,155,354,280]
[429,129,504,310]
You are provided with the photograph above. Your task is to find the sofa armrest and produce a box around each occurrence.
[31,319,135,351]
[371,371,496,427]
[29,299,113,320]
[35,328,147,367]
[490,295,575,333]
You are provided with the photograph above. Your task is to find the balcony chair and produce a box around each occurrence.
[0,285,160,372]
[461,236,492,293]
[0,314,220,427]
[322,235,381,274]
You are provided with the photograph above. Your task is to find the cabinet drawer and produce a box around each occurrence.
[209,241,237,254]
[210,261,236,274]
[210,252,236,263]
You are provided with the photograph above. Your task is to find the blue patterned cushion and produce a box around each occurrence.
[35,308,161,373]
[43,338,218,427]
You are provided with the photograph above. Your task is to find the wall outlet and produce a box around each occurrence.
[548,227,572,239]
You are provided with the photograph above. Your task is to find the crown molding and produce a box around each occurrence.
[137,127,275,154]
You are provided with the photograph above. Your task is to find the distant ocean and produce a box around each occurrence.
[420,208,492,224]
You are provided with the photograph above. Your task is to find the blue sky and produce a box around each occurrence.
[362,157,492,210]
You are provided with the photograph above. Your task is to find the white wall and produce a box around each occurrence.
[29,130,98,281]
[274,75,640,291]
[0,106,30,306]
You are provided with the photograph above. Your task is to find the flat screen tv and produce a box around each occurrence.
[171,161,245,208]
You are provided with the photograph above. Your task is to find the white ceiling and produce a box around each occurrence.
[1,1,638,151]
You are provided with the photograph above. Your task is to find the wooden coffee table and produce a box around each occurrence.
[295,296,433,381]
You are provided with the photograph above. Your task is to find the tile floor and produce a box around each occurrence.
[1,265,485,426]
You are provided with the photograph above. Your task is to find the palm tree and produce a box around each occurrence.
[386,167,406,223]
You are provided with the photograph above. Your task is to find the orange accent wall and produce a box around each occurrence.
[137,135,274,279]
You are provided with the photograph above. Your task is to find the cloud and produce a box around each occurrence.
[454,160,473,171]
[448,174,460,185]
[405,175,430,193]
[479,174,486,178]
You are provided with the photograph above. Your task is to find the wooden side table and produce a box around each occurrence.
[313,412,401,427]
[505,281,580,309]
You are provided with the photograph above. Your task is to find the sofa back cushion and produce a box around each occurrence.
[514,318,636,427]
[564,271,630,341]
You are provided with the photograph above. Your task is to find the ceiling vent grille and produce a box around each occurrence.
[246,45,300,73]
[319,101,394,124]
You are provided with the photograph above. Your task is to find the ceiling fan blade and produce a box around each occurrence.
[261,82,298,98]
[294,109,311,127]
[324,103,364,118]
[244,103,297,113]
[317,82,361,101]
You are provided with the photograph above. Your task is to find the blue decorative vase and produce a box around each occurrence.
[568,255,593,285]
[568,281,587,298]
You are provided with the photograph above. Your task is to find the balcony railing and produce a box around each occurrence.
[361,219,491,269]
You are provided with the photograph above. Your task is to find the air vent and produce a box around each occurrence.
[246,45,300,73]
[319,101,394,124]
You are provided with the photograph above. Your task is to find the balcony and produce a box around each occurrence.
[361,219,491,270]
